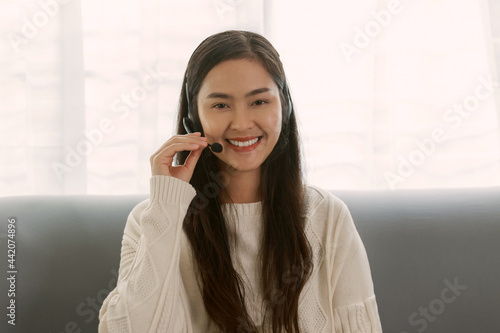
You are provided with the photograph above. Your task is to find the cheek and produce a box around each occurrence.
[199,113,222,136]
[263,111,282,137]
[201,120,215,134]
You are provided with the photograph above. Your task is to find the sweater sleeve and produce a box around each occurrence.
[328,196,383,332]
[98,175,197,333]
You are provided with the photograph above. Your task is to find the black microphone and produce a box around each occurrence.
[183,117,223,153]
[209,142,223,153]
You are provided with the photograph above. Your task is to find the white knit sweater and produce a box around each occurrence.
[98,175,383,332]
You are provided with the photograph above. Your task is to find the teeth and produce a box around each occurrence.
[228,137,260,147]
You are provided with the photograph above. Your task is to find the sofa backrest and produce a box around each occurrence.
[336,186,500,333]
[0,195,147,333]
[0,187,499,332]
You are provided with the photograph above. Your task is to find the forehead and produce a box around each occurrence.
[199,59,278,96]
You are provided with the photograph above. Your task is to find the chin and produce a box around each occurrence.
[222,157,263,173]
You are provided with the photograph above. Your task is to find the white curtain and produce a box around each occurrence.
[1,0,499,195]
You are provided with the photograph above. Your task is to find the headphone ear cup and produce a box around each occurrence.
[185,80,202,134]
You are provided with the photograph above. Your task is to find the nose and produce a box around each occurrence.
[230,105,254,131]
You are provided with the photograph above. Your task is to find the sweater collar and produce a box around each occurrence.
[221,201,263,216]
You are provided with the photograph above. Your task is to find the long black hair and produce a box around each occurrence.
[175,30,313,332]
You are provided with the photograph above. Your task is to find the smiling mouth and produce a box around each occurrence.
[225,136,263,147]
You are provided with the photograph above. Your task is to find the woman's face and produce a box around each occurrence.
[197,58,282,174]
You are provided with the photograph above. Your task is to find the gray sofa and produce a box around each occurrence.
[1,187,499,333]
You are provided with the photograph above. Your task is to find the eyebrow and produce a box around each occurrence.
[205,87,271,99]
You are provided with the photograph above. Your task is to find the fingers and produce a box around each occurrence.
[151,132,206,157]
[152,141,207,168]
[184,145,204,171]
[150,133,206,163]
[150,133,208,177]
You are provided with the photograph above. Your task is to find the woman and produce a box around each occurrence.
[99,30,382,332]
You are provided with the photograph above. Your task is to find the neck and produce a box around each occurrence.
[219,163,261,204]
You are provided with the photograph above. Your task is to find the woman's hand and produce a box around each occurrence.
[150,132,208,183]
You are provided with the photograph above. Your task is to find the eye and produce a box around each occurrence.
[212,103,229,109]
[253,100,268,106]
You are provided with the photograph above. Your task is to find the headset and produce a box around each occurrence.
[182,77,293,153]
